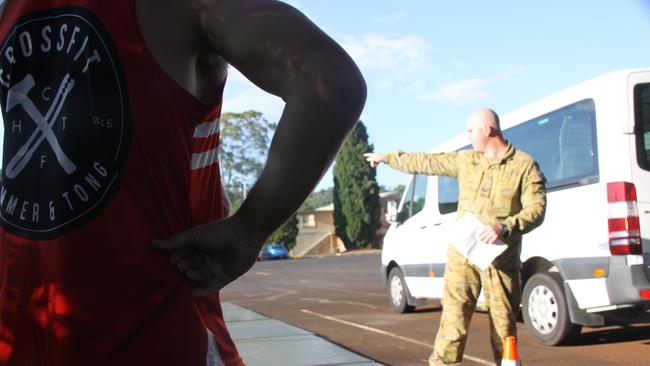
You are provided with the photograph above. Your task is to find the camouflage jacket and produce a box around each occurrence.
[383,143,546,269]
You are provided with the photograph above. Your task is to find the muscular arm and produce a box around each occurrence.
[195,0,366,243]
[155,0,366,295]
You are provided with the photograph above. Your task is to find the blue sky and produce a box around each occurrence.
[222,0,650,191]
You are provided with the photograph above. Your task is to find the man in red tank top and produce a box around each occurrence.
[0,0,366,365]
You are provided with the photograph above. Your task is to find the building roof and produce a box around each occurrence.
[298,191,399,214]
[314,204,334,212]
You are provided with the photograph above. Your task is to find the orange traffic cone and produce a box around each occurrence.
[501,336,520,366]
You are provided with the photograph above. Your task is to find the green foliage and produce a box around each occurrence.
[332,121,381,249]
[268,214,299,251]
[392,184,406,197]
[379,184,405,195]
[219,111,277,211]
[299,187,333,211]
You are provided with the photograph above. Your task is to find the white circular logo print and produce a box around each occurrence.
[0,7,131,240]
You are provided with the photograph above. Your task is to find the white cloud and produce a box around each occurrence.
[419,66,527,105]
[339,34,430,90]
[222,68,284,121]
[221,90,284,122]
[374,10,408,25]
[449,58,468,69]
[423,78,489,105]
[222,33,431,119]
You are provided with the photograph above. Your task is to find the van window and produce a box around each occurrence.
[433,100,598,213]
[413,174,428,214]
[438,176,459,214]
[397,174,427,222]
[635,83,650,171]
[504,99,598,190]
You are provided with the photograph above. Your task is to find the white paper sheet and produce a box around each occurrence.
[451,213,507,270]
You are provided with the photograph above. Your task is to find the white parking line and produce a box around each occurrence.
[299,297,378,309]
[264,287,299,301]
[300,309,496,366]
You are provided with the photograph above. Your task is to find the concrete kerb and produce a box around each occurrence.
[222,302,384,366]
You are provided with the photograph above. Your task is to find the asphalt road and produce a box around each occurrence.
[220,252,650,366]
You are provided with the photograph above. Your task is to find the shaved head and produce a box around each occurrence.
[466,108,504,153]
[468,108,501,133]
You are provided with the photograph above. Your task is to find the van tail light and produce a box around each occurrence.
[607,182,642,255]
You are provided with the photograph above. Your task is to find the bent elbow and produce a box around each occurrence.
[315,56,367,125]
[342,72,367,123]
[292,46,366,118]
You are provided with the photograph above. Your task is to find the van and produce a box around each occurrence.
[380,68,650,346]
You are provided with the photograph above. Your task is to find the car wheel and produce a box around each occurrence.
[522,272,581,346]
[388,267,415,313]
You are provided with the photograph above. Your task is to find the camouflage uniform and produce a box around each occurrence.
[383,143,546,365]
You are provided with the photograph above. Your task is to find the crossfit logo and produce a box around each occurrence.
[0,7,131,240]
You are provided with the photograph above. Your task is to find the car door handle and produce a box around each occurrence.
[420,223,442,229]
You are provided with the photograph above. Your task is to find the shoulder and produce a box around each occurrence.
[510,146,546,182]
[459,149,481,162]
[510,146,536,165]
[449,150,480,170]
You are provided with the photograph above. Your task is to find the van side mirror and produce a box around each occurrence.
[386,201,409,225]
[385,201,397,223]
[395,209,409,224]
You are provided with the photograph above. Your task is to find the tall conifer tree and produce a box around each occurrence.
[333,121,381,249]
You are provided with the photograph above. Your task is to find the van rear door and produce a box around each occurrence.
[630,75,650,257]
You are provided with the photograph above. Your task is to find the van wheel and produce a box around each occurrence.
[522,272,582,346]
[388,267,415,313]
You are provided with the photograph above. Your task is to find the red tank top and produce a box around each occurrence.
[0,1,242,365]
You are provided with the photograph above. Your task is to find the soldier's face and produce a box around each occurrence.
[467,118,487,151]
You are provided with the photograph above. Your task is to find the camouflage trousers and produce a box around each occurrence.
[429,246,520,366]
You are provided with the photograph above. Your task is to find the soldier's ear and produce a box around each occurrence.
[482,124,493,137]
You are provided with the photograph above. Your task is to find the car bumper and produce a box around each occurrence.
[556,254,650,310]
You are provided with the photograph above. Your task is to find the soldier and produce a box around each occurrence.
[364,108,546,365]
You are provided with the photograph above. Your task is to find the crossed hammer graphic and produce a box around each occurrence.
[5,74,77,179]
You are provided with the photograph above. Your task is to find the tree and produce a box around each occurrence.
[267,214,299,251]
[219,111,277,211]
[299,187,333,211]
[218,111,296,248]
[392,184,406,197]
[379,184,404,195]
[333,121,381,249]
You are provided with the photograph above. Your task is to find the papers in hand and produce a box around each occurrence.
[451,213,507,271]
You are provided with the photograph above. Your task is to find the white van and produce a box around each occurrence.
[380,68,650,346]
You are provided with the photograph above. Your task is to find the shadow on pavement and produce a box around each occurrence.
[567,323,650,347]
